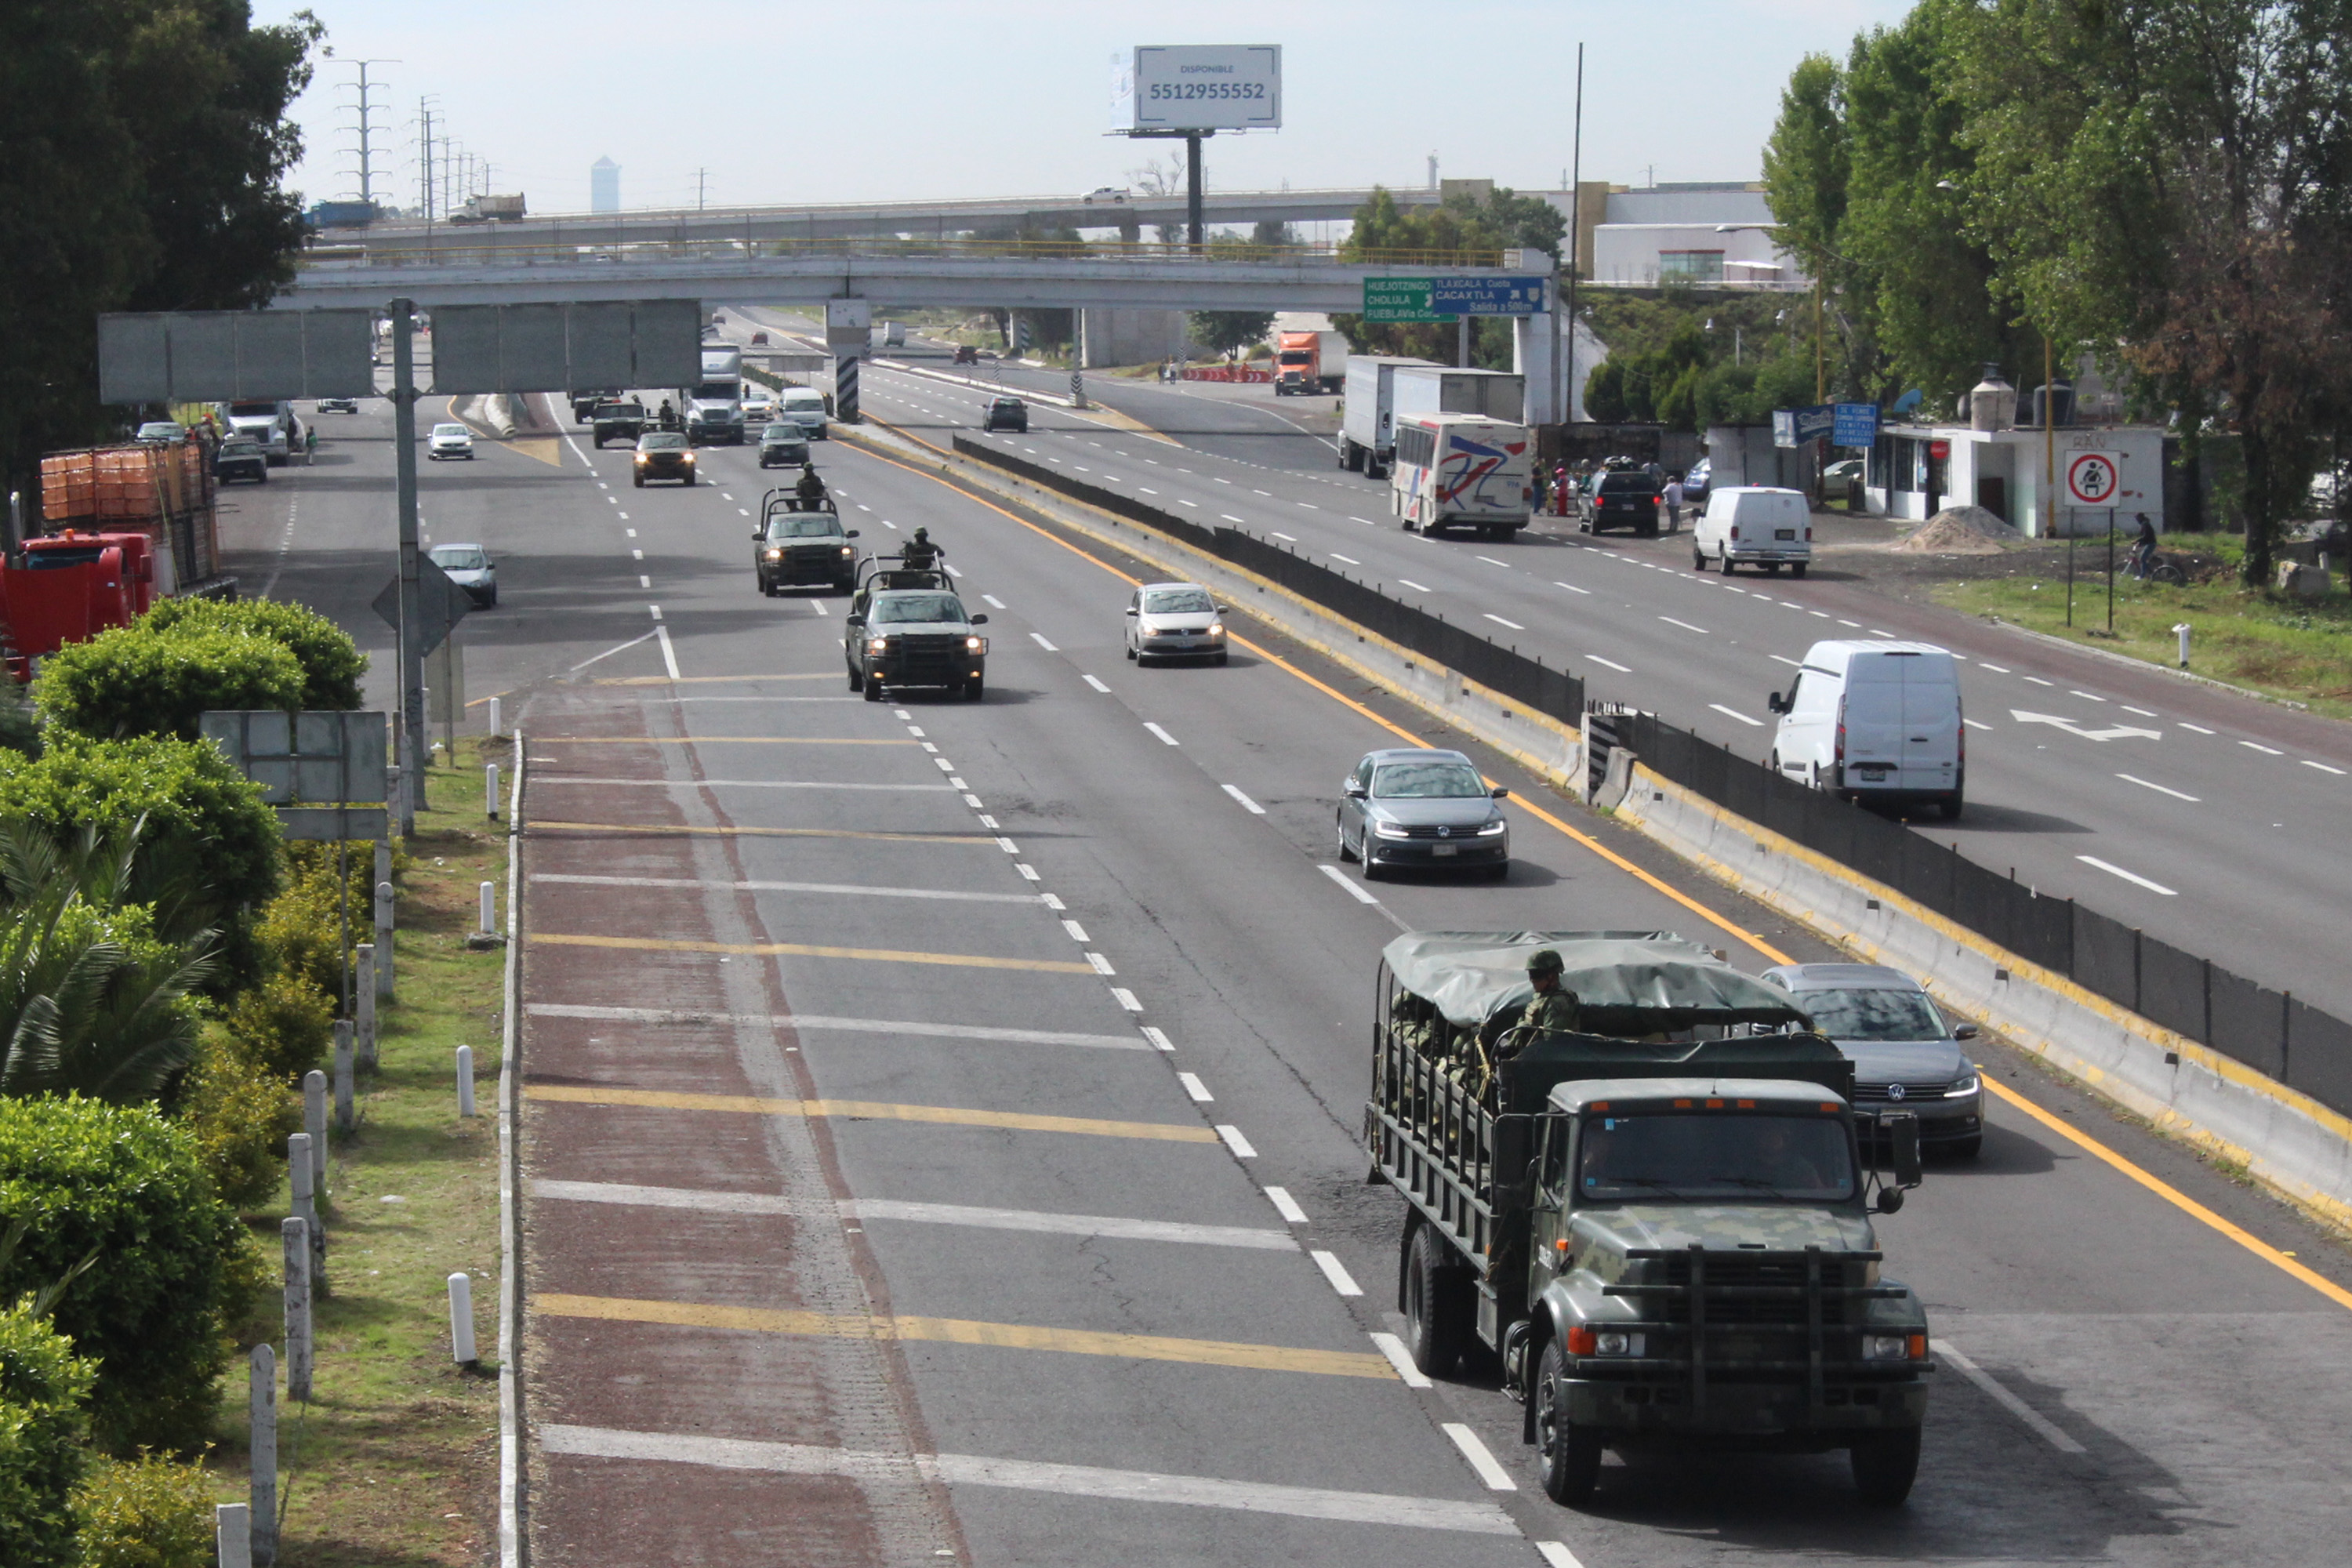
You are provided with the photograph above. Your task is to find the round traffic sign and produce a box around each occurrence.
[2067,451,2121,506]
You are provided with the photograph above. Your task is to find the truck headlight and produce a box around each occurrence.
[965,637,983,651]
[1593,1331,1644,1357]
[1944,1074,1980,1097]
[1863,1334,1927,1361]
[840,546,855,556]
[867,638,888,653]
[1372,820,1412,840]
[764,549,782,560]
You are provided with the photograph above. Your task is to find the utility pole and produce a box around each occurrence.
[1562,43,1584,429]
[340,60,398,207]
[417,100,437,221]
[695,168,710,211]
[390,303,426,829]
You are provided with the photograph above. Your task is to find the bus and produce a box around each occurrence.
[1389,413,1534,540]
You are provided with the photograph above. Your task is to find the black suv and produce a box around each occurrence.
[1581,471,1662,536]
[844,583,989,701]
[983,396,1028,433]
[593,401,648,448]
[754,495,859,595]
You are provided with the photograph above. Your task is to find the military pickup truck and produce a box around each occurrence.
[844,565,989,700]
[1366,931,1932,1508]
[754,491,859,595]
[590,400,649,448]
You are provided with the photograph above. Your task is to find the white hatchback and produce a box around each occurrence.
[428,423,476,460]
[1124,582,1227,666]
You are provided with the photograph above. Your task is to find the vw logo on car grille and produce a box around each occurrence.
[1436,825,1451,837]
[1886,1083,1907,1102]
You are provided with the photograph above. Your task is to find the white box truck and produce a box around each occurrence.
[1338,356,1439,478]
[1392,365,1526,425]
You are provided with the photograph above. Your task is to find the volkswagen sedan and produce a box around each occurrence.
[1335,748,1510,880]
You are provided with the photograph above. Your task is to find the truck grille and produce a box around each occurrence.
[891,633,961,672]
[1653,1252,1858,1327]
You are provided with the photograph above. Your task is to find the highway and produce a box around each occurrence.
[219,396,2352,1566]
[731,315,2352,1031]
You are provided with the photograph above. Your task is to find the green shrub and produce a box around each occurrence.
[0,686,38,762]
[171,1027,294,1212]
[70,1452,213,1568]
[0,899,211,1103]
[0,1301,94,1568]
[0,736,281,920]
[222,973,332,1085]
[31,626,302,743]
[143,597,367,712]
[0,1097,241,1454]
[252,847,358,1003]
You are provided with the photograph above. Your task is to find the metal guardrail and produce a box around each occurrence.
[303,234,1511,270]
[1606,713,2352,1118]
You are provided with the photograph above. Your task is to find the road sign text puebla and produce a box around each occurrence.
[1363,275,1550,323]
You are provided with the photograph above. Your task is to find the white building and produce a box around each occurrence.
[1864,423,2166,535]
[1548,182,1806,291]
[590,157,620,215]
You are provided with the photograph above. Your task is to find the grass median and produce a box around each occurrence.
[1935,533,2352,717]
[212,733,514,1566]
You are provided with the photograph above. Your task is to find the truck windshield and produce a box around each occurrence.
[769,517,840,539]
[1793,989,1946,1042]
[1278,351,1312,364]
[1580,1113,1855,1202]
[228,402,281,418]
[870,593,964,624]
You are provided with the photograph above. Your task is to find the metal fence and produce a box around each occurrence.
[1610,713,2352,1119]
[954,434,1584,725]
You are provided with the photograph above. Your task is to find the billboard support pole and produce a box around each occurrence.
[1562,42,1583,427]
[391,299,425,834]
[1186,133,1206,252]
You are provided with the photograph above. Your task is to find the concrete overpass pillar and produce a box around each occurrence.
[1515,311,1559,426]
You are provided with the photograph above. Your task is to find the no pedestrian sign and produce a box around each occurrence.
[2066,451,2123,506]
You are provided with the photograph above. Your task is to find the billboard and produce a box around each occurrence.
[1116,46,1281,132]
[98,309,376,404]
[428,300,701,394]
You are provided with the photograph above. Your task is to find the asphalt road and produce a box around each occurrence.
[222,401,2352,1565]
[741,318,2352,1032]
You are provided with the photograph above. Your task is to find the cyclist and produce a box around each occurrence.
[2126,513,2158,579]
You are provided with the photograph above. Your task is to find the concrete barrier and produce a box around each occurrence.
[1616,764,2352,1226]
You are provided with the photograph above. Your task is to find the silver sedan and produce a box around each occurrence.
[1335,747,1510,879]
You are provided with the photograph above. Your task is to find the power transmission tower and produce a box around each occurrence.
[337,60,399,206]
[417,98,439,220]
[695,168,710,211]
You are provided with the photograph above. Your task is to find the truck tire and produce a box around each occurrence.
[1791,562,1809,579]
[848,663,863,691]
[1850,1426,1922,1506]
[1403,1223,1472,1377]
[1535,1338,1604,1505]
[964,674,985,701]
[862,670,883,701]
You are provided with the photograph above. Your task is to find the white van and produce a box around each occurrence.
[1693,485,1812,575]
[1766,641,1965,818]
[779,387,829,439]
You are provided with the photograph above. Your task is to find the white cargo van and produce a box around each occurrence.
[1766,641,1965,818]
[1694,485,1812,575]
[778,387,829,438]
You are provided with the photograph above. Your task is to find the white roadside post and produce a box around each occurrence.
[249,1345,277,1566]
[216,1504,253,1568]
[448,1272,480,1364]
[375,879,395,997]
[356,944,377,1069]
[283,1217,313,1401]
[488,695,503,738]
[456,1044,477,1118]
[479,880,495,936]
[2174,622,2192,668]
[486,762,501,821]
[332,1022,355,1132]
[302,1070,328,1191]
[288,1133,325,1287]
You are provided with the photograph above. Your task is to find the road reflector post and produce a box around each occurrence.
[488,695,503,737]
[457,1044,477,1118]
[332,1022,354,1133]
[487,762,501,820]
[2174,622,2191,668]
[480,880,495,937]
[249,1345,277,1566]
[448,1272,479,1364]
[303,1069,328,1190]
[375,879,395,997]
[356,944,377,1068]
[283,1217,313,1401]
[288,1133,325,1290]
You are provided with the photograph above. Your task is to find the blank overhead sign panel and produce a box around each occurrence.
[430,299,702,394]
[97,310,376,404]
[1121,45,1281,131]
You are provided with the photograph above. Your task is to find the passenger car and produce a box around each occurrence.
[844,589,989,699]
[1761,963,1983,1156]
[953,345,981,365]
[1123,582,1226,665]
[1682,457,1711,501]
[1081,186,1130,204]
[1579,471,1659,536]
[742,393,778,424]
[214,438,269,484]
[134,422,186,443]
[982,396,1028,433]
[428,543,497,608]
[757,422,812,468]
[428,423,475,460]
[1694,486,1813,575]
[633,430,695,485]
[1334,748,1510,879]
[317,397,359,415]
[754,502,858,595]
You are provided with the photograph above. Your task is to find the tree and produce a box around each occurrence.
[0,3,325,493]
[1188,310,1275,358]
[1951,0,2352,583]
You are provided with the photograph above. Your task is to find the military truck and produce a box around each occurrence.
[590,400,648,448]
[753,490,859,595]
[843,562,989,700]
[1365,931,1933,1508]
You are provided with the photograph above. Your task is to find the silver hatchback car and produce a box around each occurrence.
[1762,963,1983,1156]
[1124,582,1227,665]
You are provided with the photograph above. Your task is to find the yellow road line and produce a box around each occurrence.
[533,1292,1393,1378]
[531,735,912,745]
[595,673,840,685]
[524,1083,1219,1142]
[530,820,992,845]
[534,931,1095,975]
[1984,1079,2352,1312]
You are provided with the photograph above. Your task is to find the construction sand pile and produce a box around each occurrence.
[1896,505,2024,554]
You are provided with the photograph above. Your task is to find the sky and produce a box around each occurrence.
[270,0,1916,217]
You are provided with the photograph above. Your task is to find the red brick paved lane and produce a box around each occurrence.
[517,683,967,1566]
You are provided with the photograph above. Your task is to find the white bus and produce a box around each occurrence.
[1388,413,1534,540]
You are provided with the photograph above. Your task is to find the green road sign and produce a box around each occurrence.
[1363,278,1450,323]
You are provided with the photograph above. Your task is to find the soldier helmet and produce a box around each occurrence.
[1526,948,1564,977]
[913,527,930,542]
